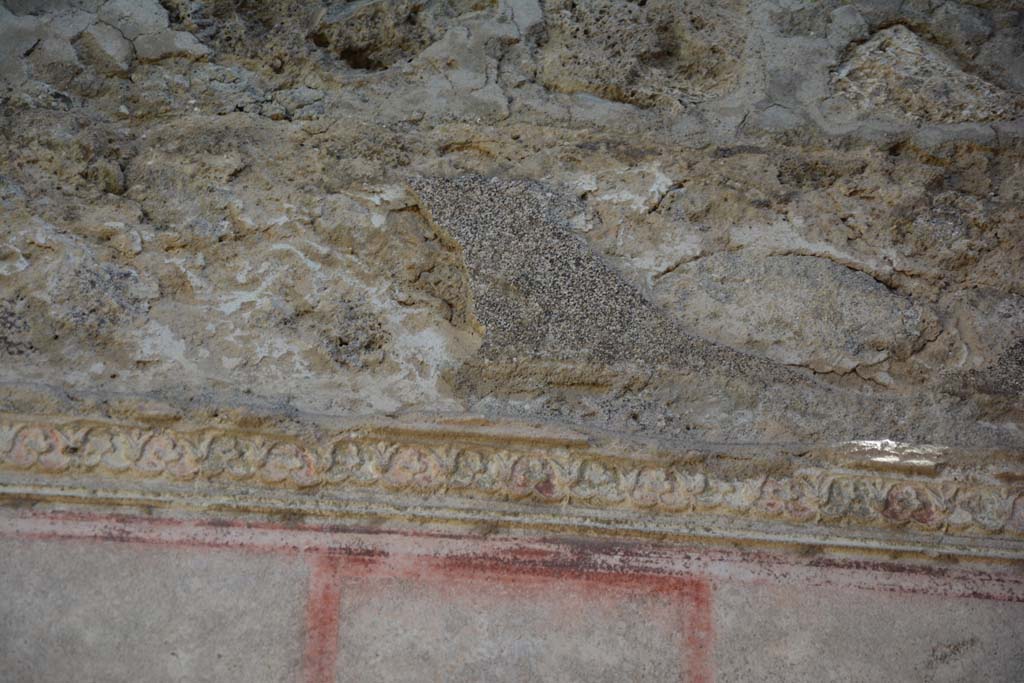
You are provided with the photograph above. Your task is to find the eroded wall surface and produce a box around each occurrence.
[1,1,1023,680]
[1,0,1022,446]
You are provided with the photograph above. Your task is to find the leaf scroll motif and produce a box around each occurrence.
[0,421,17,454]
[8,425,67,471]
[2,415,1024,542]
[756,477,819,522]
[81,428,136,472]
[954,488,1012,533]
[1008,495,1024,535]
[136,434,200,479]
[324,442,395,485]
[449,450,485,490]
[571,460,625,503]
[261,442,320,488]
[678,471,716,511]
[509,455,562,501]
[323,442,362,484]
[507,454,581,501]
[631,467,675,508]
[821,477,885,522]
[445,450,505,494]
[205,435,258,480]
[882,483,945,527]
[384,446,447,491]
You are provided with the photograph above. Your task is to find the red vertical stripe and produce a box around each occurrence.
[302,554,344,683]
[684,578,715,683]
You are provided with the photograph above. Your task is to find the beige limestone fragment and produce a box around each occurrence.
[135,30,211,63]
[832,25,1024,123]
[76,22,134,75]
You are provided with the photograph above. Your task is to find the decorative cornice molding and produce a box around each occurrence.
[2,414,1022,559]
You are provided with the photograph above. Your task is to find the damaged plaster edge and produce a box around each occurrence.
[401,175,487,337]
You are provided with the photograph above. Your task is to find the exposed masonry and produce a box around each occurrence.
[2,414,1023,558]
[3,1,1024,448]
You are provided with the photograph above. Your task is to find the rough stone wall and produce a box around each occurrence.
[1,0,1022,450]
